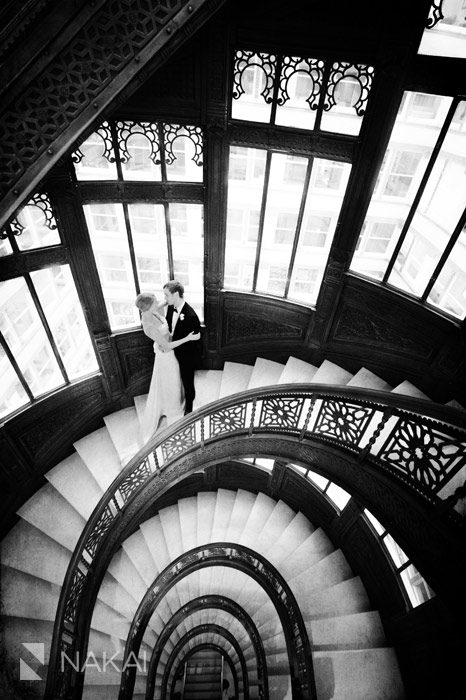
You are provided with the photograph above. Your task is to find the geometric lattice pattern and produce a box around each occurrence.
[377,418,466,491]
[161,423,197,462]
[313,399,373,447]
[84,505,115,558]
[209,403,247,437]
[0,0,187,198]
[119,458,152,504]
[259,396,304,429]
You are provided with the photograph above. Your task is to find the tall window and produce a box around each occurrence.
[351,93,466,319]
[364,510,435,608]
[74,121,205,326]
[0,195,98,419]
[224,146,351,305]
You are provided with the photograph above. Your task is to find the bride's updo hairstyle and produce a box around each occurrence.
[135,292,157,312]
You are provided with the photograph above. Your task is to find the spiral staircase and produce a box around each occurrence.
[1,355,464,699]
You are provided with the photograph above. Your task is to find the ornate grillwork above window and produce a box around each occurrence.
[73,120,204,182]
[231,48,374,135]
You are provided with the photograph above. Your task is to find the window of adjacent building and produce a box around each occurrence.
[364,509,435,608]
[350,92,466,320]
[419,0,466,59]
[224,146,351,305]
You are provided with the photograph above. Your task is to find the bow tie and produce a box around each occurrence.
[173,308,178,314]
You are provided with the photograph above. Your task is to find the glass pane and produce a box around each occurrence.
[350,92,453,281]
[224,146,267,290]
[128,204,170,296]
[364,509,386,536]
[383,532,409,569]
[84,203,139,330]
[254,458,275,471]
[30,265,98,380]
[400,564,435,608]
[165,132,203,182]
[326,482,351,510]
[0,236,13,256]
[320,68,369,136]
[0,346,30,418]
[0,277,64,397]
[289,158,351,304]
[275,57,320,130]
[419,0,466,58]
[428,227,466,318]
[256,153,308,296]
[231,59,273,123]
[120,128,162,181]
[15,201,60,251]
[306,469,329,491]
[169,203,204,321]
[74,129,118,181]
[389,100,466,296]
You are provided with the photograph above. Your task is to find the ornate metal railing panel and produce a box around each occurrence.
[46,383,466,698]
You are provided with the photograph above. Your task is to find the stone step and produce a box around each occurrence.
[104,406,141,464]
[313,647,405,699]
[45,452,103,519]
[347,367,393,391]
[194,369,223,408]
[279,356,318,384]
[311,359,353,385]
[17,483,86,552]
[248,357,285,389]
[219,361,254,397]
[306,610,386,650]
[73,426,122,491]
[391,379,430,401]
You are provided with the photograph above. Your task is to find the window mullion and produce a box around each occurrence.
[269,55,283,125]
[422,204,466,302]
[24,273,70,383]
[0,331,34,402]
[284,157,313,298]
[382,97,459,283]
[122,202,140,295]
[252,151,272,291]
[111,122,124,180]
[313,61,331,132]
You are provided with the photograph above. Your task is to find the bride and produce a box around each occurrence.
[135,292,185,441]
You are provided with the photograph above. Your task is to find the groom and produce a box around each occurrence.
[163,280,201,414]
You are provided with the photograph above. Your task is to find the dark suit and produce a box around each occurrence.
[166,301,201,413]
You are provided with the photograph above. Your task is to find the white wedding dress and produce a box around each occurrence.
[141,309,184,442]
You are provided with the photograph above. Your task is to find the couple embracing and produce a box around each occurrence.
[136,280,201,441]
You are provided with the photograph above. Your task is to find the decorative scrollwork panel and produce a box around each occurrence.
[232,49,277,103]
[324,61,374,116]
[277,56,324,109]
[72,120,115,164]
[426,0,444,28]
[117,120,161,164]
[163,123,203,165]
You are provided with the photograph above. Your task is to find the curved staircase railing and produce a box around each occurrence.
[46,383,466,699]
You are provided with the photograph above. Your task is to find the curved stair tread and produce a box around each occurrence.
[73,426,122,491]
[46,452,103,519]
[248,357,285,389]
[17,483,86,552]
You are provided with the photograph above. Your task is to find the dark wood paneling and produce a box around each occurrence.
[0,374,110,536]
[220,291,313,355]
[326,275,466,402]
